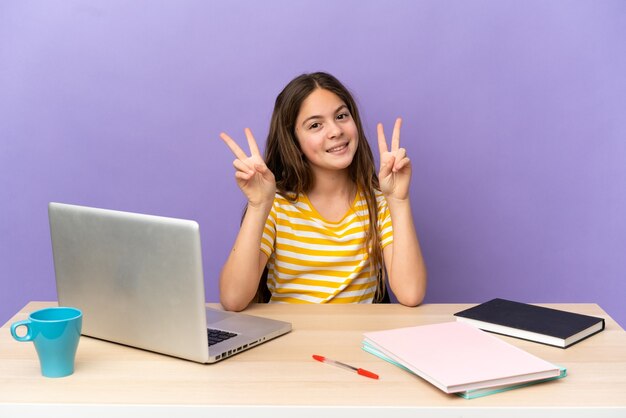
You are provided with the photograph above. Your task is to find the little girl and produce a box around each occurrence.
[219,72,426,311]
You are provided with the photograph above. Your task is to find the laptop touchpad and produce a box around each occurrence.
[206,309,234,324]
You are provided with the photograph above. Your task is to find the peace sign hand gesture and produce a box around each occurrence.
[378,118,412,201]
[220,128,276,209]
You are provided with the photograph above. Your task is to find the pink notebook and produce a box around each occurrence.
[363,321,561,393]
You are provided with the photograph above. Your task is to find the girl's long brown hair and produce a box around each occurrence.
[264,72,387,302]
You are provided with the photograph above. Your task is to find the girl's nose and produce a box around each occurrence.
[327,121,343,138]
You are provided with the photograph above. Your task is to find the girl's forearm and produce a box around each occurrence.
[386,198,427,306]
[219,204,272,311]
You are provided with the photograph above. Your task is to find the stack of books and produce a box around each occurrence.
[363,321,566,399]
[363,300,605,399]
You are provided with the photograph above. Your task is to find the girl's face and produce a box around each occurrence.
[294,88,359,176]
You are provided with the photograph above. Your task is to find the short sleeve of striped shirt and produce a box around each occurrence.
[258,190,394,304]
[377,192,393,250]
[260,199,278,258]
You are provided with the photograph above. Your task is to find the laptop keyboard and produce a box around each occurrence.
[207,328,237,346]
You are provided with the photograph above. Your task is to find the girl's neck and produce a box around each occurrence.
[307,168,354,200]
[306,169,357,223]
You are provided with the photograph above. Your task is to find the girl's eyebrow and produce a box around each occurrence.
[300,105,348,127]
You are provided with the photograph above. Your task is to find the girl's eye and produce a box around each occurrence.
[309,122,321,130]
[337,113,350,120]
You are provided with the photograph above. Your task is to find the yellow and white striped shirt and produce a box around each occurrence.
[260,189,393,304]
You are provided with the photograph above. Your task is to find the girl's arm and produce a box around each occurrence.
[219,129,276,311]
[383,198,427,306]
[377,118,427,306]
[220,204,271,311]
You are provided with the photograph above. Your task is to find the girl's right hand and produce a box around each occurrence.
[220,128,276,208]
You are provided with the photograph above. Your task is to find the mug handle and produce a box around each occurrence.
[10,320,33,342]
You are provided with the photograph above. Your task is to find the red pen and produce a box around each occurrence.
[312,354,379,380]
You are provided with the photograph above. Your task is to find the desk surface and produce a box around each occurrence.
[1,302,625,417]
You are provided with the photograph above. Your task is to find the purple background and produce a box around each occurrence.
[1,1,625,327]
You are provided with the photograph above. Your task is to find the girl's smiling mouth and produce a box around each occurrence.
[326,142,349,153]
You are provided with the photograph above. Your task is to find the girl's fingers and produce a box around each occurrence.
[391,118,402,152]
[378,117,402,154]
[393,148,407,170]
[255,163,276,182]
[233,160,275,184]
[234,170,253,181]
[233,159,253,174]
[220,132,248,160]
[245,128,261,157]
[379,155,395,179]
[221,128,261,159]
[393,157,411,172]
[377,123,389,155]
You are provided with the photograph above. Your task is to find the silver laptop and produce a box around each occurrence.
[48,202,291,363]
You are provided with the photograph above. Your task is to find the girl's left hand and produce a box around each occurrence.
[378,117,411,201]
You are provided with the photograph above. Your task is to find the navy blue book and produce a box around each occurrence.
[454,298,605,348]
